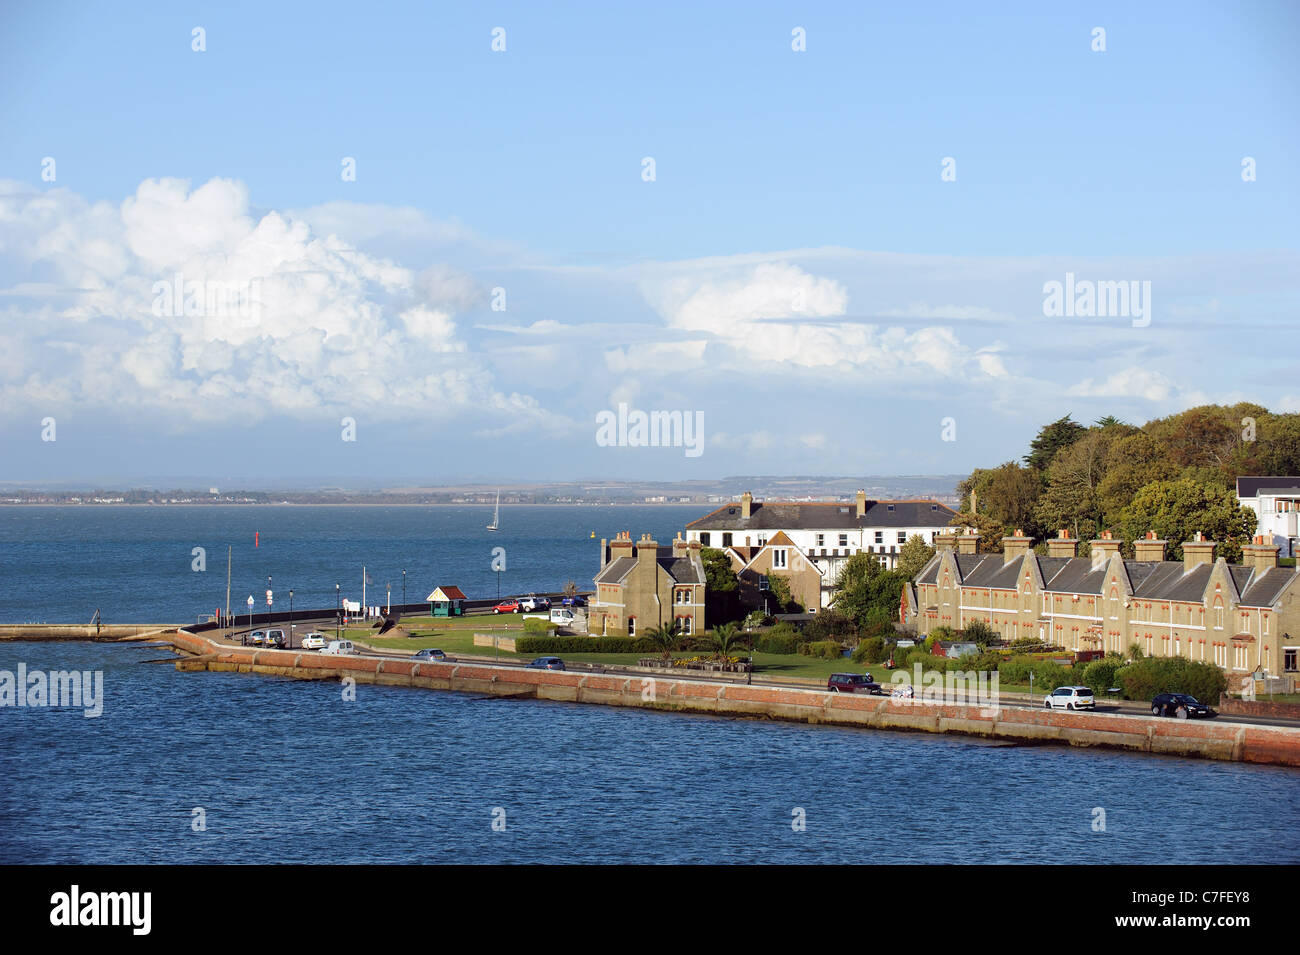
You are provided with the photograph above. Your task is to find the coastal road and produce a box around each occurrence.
[213,618,1300,731]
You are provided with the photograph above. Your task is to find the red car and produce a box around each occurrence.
[493,599,521,614]
[827,673,884,694]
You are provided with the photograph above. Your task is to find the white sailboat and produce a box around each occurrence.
[486,489,500,531]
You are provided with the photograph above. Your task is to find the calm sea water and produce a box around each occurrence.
[0,641,1296,864]
[0,504,692,624]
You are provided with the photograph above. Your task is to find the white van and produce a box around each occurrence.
[321,640,356,656]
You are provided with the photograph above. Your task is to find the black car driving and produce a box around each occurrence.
[1150,693,1217,719]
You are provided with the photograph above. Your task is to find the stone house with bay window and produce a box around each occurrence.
[902,528,1300,683]
[589,532,706,638]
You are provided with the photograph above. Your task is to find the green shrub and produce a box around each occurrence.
[852,635,887,664]
[1116,657,1227,702]
[522,618,555,634]
[755,622,802,654]
[961,620,997,649]
[1081,657,1124,696]
[803,610,858,642]
[798,639,845,660]
[515,635,656,654]
[927,625,956,641]
[998,655,1035,686]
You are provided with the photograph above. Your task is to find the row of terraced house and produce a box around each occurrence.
[902,528,1300,682]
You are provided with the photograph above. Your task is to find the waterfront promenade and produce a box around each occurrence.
[6,621,1300,768]
[163,626,1300,768]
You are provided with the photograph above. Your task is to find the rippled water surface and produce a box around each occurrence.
[0,504,690,623]
[1,643,1296,864]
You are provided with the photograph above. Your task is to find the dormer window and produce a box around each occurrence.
[887,504,895,511]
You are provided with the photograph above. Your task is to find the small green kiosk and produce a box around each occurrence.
[427,585,467,617]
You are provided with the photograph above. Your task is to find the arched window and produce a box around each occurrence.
[627,616,636,637]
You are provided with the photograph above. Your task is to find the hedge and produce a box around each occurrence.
[514,635,657,654]
[798,639,845,660]
[998,655,1071,691]
[1115,657,1227,702]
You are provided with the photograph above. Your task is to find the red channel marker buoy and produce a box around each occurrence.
[255,531,259,548]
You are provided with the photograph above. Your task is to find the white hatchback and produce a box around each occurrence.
[301,632,327,650]
[1044,685,1095,710]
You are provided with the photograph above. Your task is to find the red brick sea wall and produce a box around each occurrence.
[168,631,1300,768]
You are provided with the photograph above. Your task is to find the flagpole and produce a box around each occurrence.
[362,565,366,617]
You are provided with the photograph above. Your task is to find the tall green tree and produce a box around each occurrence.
[1024,414,1086,471]
[699,547,741,623]
[831,552,906,628]
[896,534,936,579]
[1118,479,1258,562]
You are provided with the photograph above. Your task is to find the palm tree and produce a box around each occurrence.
[696,622,746,658]
[644,621,683,660]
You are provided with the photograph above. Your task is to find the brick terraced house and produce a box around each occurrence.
[902,529,1300,680]
[685,490,957,609]
[589,532,706,638]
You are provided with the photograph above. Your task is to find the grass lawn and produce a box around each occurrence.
[343,623,1069,690]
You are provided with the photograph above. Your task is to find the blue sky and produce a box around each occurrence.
[1,1,1297,485]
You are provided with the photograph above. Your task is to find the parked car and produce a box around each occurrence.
[301,632,327,650]
[562,594,587,607]
[1151,693,1217,719]
[1044,685,1096,710]
[827,673,883,694]
[412,648,447,661]
[264,628,286,648]
[520,595,550,612]
[247,630,267,646]
[527,656,565,671]
[320,640,356,656]
[493,599,521,614]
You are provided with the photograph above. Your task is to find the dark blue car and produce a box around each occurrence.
[527,656,565,671]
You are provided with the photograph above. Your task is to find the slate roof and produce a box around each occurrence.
[918,551,1296,608]
[1237,476,1300,497]
[1238,567,1295,607]
[594,548,702,585]
[687,499,957,531]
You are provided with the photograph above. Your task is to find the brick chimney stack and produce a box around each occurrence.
[740,491,753,520]
[1047,529,1077,558]
[956,527,979,554]
[672,532,688,557]
[856,489,867,518]
[1134,531,1167,563]
[1242,534,1278,577]
[1001,529,1032,564]
[935,529,959,553]
[1090,530,1121,569]
[609,531,635,561]
[1182,532,1217,572]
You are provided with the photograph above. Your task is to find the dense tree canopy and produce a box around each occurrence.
[950,404,1295,562]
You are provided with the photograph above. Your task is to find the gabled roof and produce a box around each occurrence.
[686,499,957,531]
[1238,567,1295,607]
[426,585,466,601]
[594,548,702,586]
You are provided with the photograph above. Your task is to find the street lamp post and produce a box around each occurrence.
[289,589,294,648]
[402,569,406,614]
[335,583,341,641]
